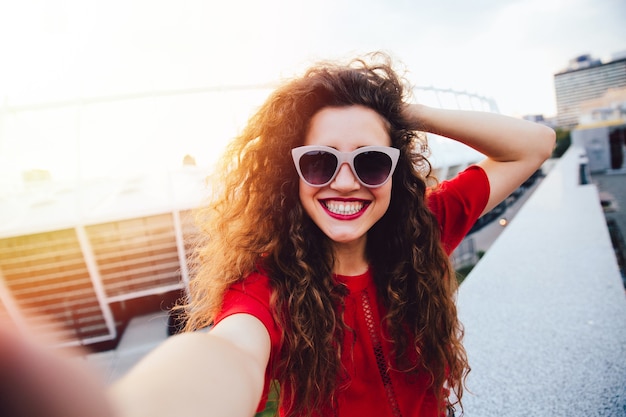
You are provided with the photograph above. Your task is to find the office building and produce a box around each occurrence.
[554,53,626,128]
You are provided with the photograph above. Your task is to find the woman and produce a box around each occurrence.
[0,53,555,417]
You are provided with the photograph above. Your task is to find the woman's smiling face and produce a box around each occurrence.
[299,105,393,247]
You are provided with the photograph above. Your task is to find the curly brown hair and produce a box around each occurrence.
[184,52,469,416]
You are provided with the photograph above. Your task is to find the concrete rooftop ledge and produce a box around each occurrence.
[457,146,626,416]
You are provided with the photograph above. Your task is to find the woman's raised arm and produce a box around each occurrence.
[404,104,556,215]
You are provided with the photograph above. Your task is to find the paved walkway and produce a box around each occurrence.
[85,312,170,385]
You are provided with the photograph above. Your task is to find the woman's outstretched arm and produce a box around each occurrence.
[0,313,270,417]
[404,104,556,215]
[110,313,270,417]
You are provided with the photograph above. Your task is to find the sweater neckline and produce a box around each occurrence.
[334,268,372,293]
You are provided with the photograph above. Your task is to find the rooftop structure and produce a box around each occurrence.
[0,168,206,346]
[570,87,626,174]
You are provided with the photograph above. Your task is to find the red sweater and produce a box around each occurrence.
[215,165,489,417]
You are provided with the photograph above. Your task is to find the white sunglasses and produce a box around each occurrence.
[291,145,400,188]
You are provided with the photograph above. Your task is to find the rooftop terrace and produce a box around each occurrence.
[81,145,626,416]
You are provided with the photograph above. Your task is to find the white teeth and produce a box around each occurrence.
[325,201,364,215]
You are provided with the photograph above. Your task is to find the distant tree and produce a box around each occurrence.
[255,382,279,417]
[552,129,571,158]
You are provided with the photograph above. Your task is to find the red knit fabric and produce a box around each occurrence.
[215,165,490,416]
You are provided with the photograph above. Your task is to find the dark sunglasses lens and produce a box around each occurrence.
[354,151,393,185]
[299,151,338,185]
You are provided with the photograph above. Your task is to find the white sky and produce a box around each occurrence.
[2,0,625,114]
[0,0,625,184]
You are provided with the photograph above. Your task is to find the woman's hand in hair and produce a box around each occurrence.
[402,103,555,215]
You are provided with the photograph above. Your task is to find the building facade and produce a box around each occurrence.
[554,54,626,128]
[570,86,626,173]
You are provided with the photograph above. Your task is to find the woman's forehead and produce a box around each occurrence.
[304,105,391,149]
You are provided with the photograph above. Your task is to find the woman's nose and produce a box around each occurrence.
[330,163,360,191]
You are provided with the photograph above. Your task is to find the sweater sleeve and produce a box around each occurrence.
[427,165,490,254]
[214,272,281,412]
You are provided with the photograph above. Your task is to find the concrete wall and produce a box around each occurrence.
[457,146,626,416]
